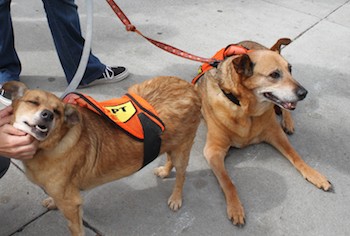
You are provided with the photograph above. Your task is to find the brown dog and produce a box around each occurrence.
[4,76,201,236]
[194,38,332,226]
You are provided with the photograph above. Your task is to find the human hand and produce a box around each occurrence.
[0,105,13,119]
[0,106,38,160]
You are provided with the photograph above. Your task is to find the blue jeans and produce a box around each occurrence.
[0,156,10,178]
[0,0,105,85]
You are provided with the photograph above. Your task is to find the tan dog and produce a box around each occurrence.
[195,38,332,226]
[4,76,201,236]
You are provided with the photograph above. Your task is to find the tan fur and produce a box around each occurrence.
[195,38,332,226]
[5,76,201,236]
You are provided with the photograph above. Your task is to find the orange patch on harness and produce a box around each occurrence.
[105,101,136,123]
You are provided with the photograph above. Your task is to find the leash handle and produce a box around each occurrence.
[105,0,217,64]
[61,0,94,98]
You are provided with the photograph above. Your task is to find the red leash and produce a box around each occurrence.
[105,0,218,64]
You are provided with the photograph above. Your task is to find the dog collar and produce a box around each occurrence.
[221,89,240,106]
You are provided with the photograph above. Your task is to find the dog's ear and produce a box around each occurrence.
[232,54,254,78]
[270,38,292,53]
[2,81,28,100]
[64,104,81,127]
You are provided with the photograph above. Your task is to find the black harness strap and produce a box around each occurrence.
[138,113,162,169]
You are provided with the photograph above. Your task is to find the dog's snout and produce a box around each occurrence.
[296,86,308,100]
[41,109,54,121]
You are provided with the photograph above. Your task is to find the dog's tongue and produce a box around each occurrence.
[283,102,297,110]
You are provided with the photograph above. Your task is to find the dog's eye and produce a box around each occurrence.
[27,100,40,106]
[54,109,61,116]
[269,71,281,79]
[288,64,292,73]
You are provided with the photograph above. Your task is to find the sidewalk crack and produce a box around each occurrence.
[8,210,50,236]
[294,0,350,40]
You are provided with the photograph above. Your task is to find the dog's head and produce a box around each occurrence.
[3,81,80,143]
[219,38,308,110]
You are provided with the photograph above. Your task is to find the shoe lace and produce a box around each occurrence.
[102,66,115,80]
[0,88,6,97]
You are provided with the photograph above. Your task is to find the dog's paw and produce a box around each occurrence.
[42,197,57,210]
[281,111,295,135]
[168,192,182,211]
[227,203,245,226]
[282,124,295,135]
[303,168,333,192]
[154,166,171,178]
[281,118,295,134]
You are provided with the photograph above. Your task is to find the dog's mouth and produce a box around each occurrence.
[14,120,51,141]
[263,92,297,110]
[25,121,49,132]
[26,121,50,140]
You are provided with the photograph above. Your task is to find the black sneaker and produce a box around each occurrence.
[0,85,12,106]
[79,66,129,88]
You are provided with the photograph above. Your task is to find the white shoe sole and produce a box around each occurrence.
[78,68,129,89]
[0,95,11,106]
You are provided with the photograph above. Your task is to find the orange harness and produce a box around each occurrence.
[191,44,250,85]
[63,92,165,169]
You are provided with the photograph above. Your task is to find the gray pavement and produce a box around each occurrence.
[1,0,350,235]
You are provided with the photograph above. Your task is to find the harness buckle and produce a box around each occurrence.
[209,59,221,68]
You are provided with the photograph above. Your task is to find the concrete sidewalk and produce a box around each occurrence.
[1,0,350,235]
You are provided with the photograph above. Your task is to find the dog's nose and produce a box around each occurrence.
[41,110,54,121]
[296,86,308,100]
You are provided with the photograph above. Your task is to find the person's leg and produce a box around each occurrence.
[0,0,21,83]
[0,156,10,178]
[42,0,105,84]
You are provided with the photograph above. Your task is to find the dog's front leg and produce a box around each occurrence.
[281,109,295,134]
[267,128,332,191]
[204,136,245,226]
[47,187,84,236]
